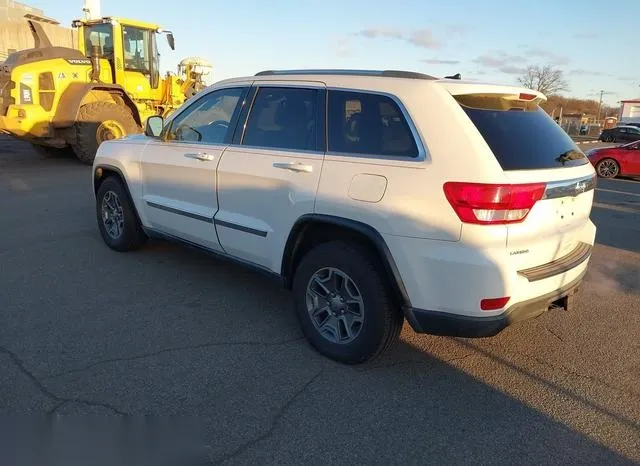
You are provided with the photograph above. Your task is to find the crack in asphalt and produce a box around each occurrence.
[513,350,640,400]
[544,326,565,343]
[215,369,324,465]
[43,336,304,381]
[355,352,477,373]
[0,345,126,415]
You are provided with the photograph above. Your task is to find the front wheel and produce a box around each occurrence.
[596,158,620,178]
[292,241,404,364]
[96,176,147,252]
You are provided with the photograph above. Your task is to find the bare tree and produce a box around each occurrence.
[517,64,569,96]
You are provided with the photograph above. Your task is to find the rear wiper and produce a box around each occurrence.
[555,150,583,165]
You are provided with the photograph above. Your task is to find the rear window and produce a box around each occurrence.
[459,98,588,171]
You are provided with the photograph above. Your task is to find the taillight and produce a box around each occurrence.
[481,296,510,311]
[443,182,546,225]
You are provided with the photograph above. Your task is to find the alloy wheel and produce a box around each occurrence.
[305,267,365,344]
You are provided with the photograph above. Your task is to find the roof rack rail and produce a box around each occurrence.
[254,69,437,80]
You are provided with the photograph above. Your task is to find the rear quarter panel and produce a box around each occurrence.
[314,79,509,242]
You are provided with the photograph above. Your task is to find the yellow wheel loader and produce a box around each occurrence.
[0,17,209,164]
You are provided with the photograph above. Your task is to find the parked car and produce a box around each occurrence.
[618,122,640,129]
[588,140,640,178]
[91,69,597,364]
[599,125,640,143]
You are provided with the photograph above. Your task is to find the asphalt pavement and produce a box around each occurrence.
[1,137,639,465]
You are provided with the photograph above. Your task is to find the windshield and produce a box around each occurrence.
[459,101,589,171]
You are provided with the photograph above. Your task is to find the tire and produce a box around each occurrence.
[596,158,620,178]
[73,102,140,165]
[95,176,147,252]
[30,143,73,159]
[292,240,404,364]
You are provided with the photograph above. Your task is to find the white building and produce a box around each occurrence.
[620,98,640,124]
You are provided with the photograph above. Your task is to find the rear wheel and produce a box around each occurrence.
[96,176,147,252]
[292,240,404,364]
[73,102,140,165]
[596,158,620,178]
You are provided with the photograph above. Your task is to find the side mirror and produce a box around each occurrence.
[166,33,175,51]
[145,116,164,137]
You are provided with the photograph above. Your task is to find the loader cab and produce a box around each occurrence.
[75,17,173,101]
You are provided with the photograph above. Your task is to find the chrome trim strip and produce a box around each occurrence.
[326,86,428,162]
[542,173,596,200]
[214,219,268,237]
[146,201,213,223]
[518,242,592,282]
[226,144,324,156]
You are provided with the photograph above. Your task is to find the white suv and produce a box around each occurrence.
[92,69,597,364]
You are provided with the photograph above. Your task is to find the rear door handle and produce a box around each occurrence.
[185,152,214,161]
[273,162,313,173]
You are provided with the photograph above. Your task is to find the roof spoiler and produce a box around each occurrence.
[445,73,462,80]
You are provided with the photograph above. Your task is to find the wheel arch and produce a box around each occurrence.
[93,164,144,226]
[52,83,142,129]
[281,214,411,308]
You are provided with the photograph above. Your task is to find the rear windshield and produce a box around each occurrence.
[460,103,588,171]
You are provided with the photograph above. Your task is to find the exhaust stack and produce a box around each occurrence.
[83,0,101,20]
[26,20,53,49]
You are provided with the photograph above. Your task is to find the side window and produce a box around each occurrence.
[242,87,318,151]
[328,90,419,158]
[166,87,245,144]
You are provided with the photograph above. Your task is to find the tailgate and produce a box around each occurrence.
[452,89,596,271]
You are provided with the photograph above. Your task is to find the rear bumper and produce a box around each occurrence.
[404,270,586,338]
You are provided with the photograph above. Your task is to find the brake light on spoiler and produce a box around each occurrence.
[443,182,546,225]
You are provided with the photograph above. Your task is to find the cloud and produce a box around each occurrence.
[524,48,569,65]
[569,68,610,77]
[355,27,403,40]
[618,76,637,82]
[473,51,527,68]
[408,29,442,49]
[446,24,469,35]
[353,26,442,49]
[499,65,527,75]
[422,58,460,65]
[332,37,352,57]
[573,31,597,39]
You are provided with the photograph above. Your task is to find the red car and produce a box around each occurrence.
[587,141,640,178]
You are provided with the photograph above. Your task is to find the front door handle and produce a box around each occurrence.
[185,153,214,161]
[273,162,313,173]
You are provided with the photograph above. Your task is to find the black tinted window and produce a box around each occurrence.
[328,90,419,157]
[461,105,588,170]
[168,87,245,144]
[243,87,318,151]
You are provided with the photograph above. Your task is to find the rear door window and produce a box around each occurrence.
[458,97,588,170]
[327,90,419,158]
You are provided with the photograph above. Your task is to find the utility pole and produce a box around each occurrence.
[597,90,604,123]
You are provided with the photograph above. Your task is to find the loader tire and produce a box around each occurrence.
[30,143,74,159]
[72,102,140,165]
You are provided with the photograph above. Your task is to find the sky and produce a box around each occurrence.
[28,0,640,106]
